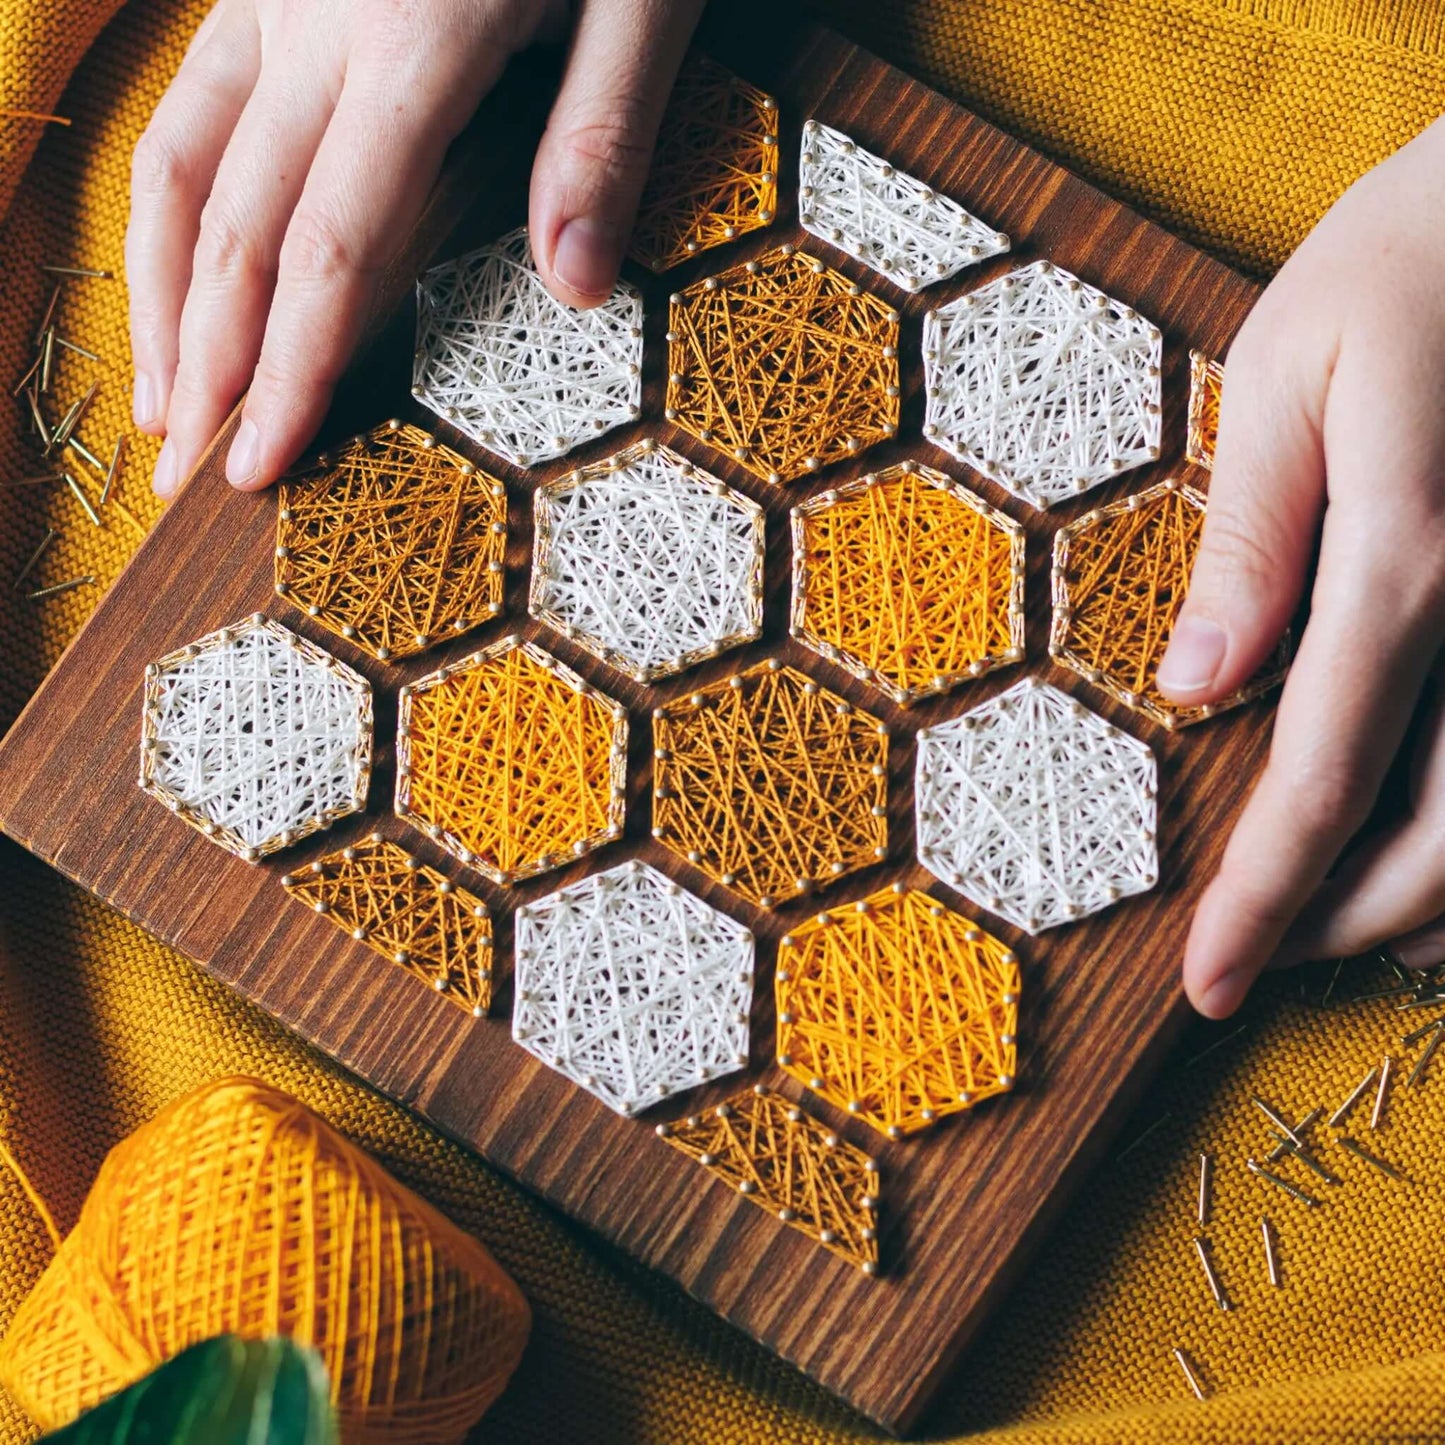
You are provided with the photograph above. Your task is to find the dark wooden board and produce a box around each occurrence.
[0,13,1267,1434]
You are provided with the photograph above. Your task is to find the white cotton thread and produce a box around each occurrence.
[412,227,644,468]
[513,859,755,1116]
[922,260,1162,509]
[139,614,372,862]
[915,676,1157,934]
[530,439,765,682]
[798,119,1009,291]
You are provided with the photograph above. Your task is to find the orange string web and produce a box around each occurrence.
[790,461,1026,706]
[1186,349,1223,470]
[628,54,779,273]
[396,636,628,885]
[656,1084,882,1273]
[665,245,901,484]
[281,833,495,1017]
[776,884,1021,1139]
[652,659,888,908]
[275,419,507,662]
[1050,477,1288,729]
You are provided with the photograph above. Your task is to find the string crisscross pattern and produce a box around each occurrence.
[629,54,778,272]
[790,460,1025,706]
[915,677,1157,934]
[922,260,1163,509]
[530,438,764,682]
[1186,348,1223,469]
[652,659,889,908]
[412,227,644,468]
[798,118,1010,291]
[513,860,754,1116]
[665,245,901,484]
[281,833,495,1017]
[139,614,372,863]
[776,885,1020,1138]
[274,420,507,662]
[1050,477,1289,729]
[395,635,628,886]
[657,1084,882,1272]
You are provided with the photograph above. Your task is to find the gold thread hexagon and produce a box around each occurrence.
[1186,350,1223,471]
[652,659,888,908]
[395,635,627,884]
[275,420,507,662]
[664,245,901,484]
[776,885,1020,1139]
[790,461,1025,706]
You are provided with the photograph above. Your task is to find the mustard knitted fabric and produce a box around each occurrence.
[2,2,1445,1443]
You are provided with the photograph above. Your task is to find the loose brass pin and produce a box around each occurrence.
[32,281,61,346]
[54,335,100,362]
[13,526,55,589]
[0,474,60,488]
[1338,1137,1403,1181]
[1266,1106,1321,1163]
[1246,1158,1322,1207]
[67,434,107,476]
[1407,1022,1444,1087]
[1402,1019,1442,1046]
[1172,1347,1207,1401]
[41,264,111,278]
[1265,1133,1340,1185]
[63,471,101,527]
[1329,1067,1377,1127]
[11,353,41,396]
[1192,1235,1230,1310]
[1370,1056,1393,1131]
[40,327,54,393]
[1116,1111,1172,1163]
[25,388,49,446]
[1196,1153,1211,1227]
[1260,1215,1280,1287]
[100,434,124,506]
[1251,1094,1304,1146]
[27,573,94,601]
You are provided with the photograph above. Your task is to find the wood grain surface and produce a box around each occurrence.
[0,12,1268,1434]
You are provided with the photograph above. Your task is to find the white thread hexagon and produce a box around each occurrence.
[530,439,764,682]
[915,677,1157,934]
[412,227,644,468]
[513,859,755,1116]
[922,260,1162,509]
[139,614,372,862]
[798,119,1009,291]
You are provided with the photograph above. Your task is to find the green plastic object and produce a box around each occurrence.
[39,1335,337,1445]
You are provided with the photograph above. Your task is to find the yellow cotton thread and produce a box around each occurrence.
[0,1077,531,1442]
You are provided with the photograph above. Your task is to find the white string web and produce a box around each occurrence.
[139,615,372,862]
[798,119,1010,291]
[922,260,1162,509]
[412,227,644,468]
[915,677,1157,934]
[530,439,764,682]
[513,859,755,1116]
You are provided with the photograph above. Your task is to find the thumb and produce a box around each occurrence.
[1155,315,1328,704]
[529,0,704,308]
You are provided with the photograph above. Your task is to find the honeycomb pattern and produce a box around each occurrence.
[790,461,1025,705]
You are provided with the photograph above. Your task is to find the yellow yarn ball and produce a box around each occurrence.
[0,1077,530,1441]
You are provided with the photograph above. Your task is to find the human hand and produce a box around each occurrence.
[1155,116,1445,1017]
[127,0,703,499]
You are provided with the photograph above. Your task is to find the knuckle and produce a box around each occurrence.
[131,126,193,199]
[1278,755,1374,840]
[279,209,370,286]
[1193,506,1280,596]
[193,202,272,286]
[559,109,656,192]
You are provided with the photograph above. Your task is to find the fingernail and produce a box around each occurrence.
[1392,928,1445,970]
[152,438,178,498]
[1199,967,1251,1019]
[133,371,157,428]
[552,217,625,301]
[1156,617,1227,694]
[226,417,260,486]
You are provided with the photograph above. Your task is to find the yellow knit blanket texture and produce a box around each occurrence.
[2,1,1444,1440]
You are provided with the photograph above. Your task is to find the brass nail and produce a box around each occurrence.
[1172,1347,1207,1401]
[27,573,94,601]
[11,353,41,396]
[0,474,61,488]
[1246,1157,1322,1207]
[1251,1094,1304,1146]
[1192,1235,1230,1310]
[25,388,49,446]
[1260,1215,1280,1287]
[1337,1137,1402,1180]
[1196,1153,1211,1227]
[40,327,54,393]
[1402,1019,1442,1046]
[100,434,125,506]
[67,434,106,475]
[32,282,61,346]
[1370,1056,1393,1131]
[54,335,100,362]
[1328,1067,1377,1127]
[1407,1022,1444,1087]
[1266,1106,1321,1163]
[1395,996,1445,1011]
[63,471,101,527]
[41,264,112,278]
[1265,1133,1341,1184]
[12,526,56,589]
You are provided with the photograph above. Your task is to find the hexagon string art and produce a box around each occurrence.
[274,420,507,662]
[395,636,627,885]
[798,118,1010,291]
[512,860,754,1116]
[665,245,901,484]
[657,1085,882,1273]
[1050,477,1289,729]
[652,659,889,908]
[139,614,371,863]
[915,677,1157,934]
[776,885,1020,1139]
[281,833,495,1017]
[790,461,1025,706]
[412,227,644,468]
[628,54,778,272]
[923,260,1162,509]
[530,438,764,682]
[1187,349,1223,470]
